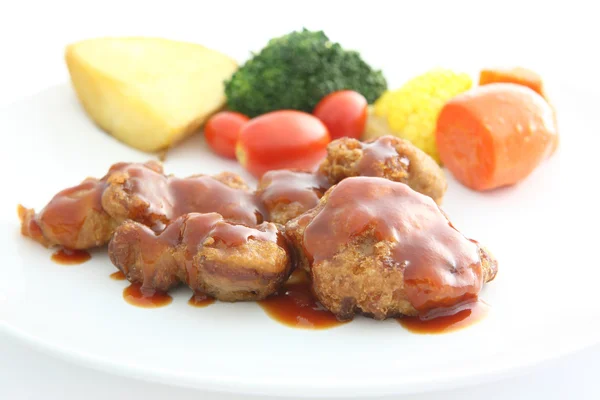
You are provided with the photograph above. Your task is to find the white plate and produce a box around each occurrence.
[0,83,598,398]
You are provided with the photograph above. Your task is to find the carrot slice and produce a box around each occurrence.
[435,83,558,191]
[479,67,545,98]
[480,67,559,156]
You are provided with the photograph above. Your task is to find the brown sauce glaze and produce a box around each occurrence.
[178,213,280,291]
[18,161,265,249]
[171,213,279,289]
[123,283,172,308]
[109,162,172,229]
[51,248,91,265]
[258,270,346,329]
[358,136,410,176]
[111,213,281,295]
[188,292,216,308]
[40,162,158,239]
[397,300,489,334]
[169,175,265,226]
[31,179,107,247]
[258,170,330,214]
[303,177,482,315]
[122,165,265,228]
[210,219,279,246]
[18,162,159,249]
[110,270,126,280]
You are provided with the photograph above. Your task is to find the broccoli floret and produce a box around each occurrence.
[224,29,388,117]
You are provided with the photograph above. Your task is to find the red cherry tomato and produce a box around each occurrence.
[204,111,250,159]
[313,90,368,140]
[236,110,330,178]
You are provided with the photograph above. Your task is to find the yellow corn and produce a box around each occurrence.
[365,68,472,163]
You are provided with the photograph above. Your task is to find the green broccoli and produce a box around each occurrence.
[224,29,388,117]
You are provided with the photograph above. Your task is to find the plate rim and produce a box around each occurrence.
[2,317,599,397]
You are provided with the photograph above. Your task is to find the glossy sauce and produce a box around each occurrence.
[258,269,346,329]
[110,270,126,280]
[50,248,91,265]
[17,162,159,249]
[397,300,489,334]
[257,170,330,222]
[358,136,410,177]
[109,212,281,298]
[124,164,265,228]
[188,292,216,308]
[116,162,172,228]
[303,177,483,314]
[179,214,280,291]
[18,161,264,249]
[20,178,108,249]
[123,283,172,308]
[169,174,265,226]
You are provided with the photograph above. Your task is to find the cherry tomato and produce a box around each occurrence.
[236,110,330,178]
[204,111,250,159]
[313,90,368,140]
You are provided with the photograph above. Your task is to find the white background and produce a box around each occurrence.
[1,0,599,399]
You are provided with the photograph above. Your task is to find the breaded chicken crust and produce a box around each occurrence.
[319,135,447,204]
[285,177,497,320]
[109,213,292,301]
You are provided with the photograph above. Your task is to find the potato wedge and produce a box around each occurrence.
[65,37,238,152]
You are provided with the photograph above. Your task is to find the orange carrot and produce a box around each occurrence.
[479,67,546,98]
[480,67,559,157]
[435,83,558,191]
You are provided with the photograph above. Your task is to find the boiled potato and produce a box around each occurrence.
[65,37,238,152]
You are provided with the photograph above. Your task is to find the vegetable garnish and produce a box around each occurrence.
[224,29,387,117]
[313,90,368,140]
[364,68,472,163]
[236,110,331,178]
[435,83,558,191]
[204,111,249,159]
[479,67,546,98]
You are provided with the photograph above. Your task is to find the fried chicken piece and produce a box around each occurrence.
[18,161,265,249]
[318,135,447,204]
[285,177,497,321]
[17,172,128,250]
[109,213,292,301]
[101,164,263,230]
[255,169,331,224]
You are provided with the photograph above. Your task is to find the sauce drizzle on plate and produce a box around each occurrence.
[188,292,216,308]
[123,283,172,308]
[397,300,489,334]
[110,270,126,280]
[51,248,91,265]
[259,270,346,330]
